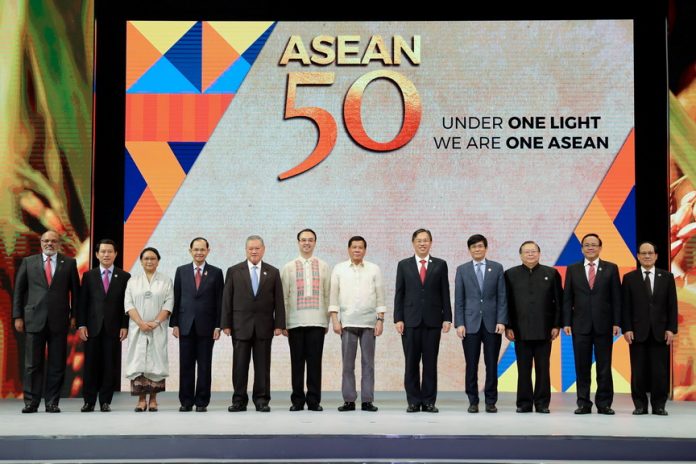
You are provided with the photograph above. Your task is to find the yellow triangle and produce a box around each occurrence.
[129,21,197,55]
[564,366,631,394]
[498,362,518,392]
[574,197,635,266]
[207,21,274,56]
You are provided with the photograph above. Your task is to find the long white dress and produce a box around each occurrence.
[124,271,174,382]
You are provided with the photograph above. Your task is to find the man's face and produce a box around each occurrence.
[412,232,432,258]
[348,241,366,263]
[581,236,602,261]
[190,239,210,266]
[40,231,60,256]
[468,241,487,261]
[637,243,657,269]
[246,240,265,265]
[96,244,117,268]
[520,243,540,268]
[298,231,316,256]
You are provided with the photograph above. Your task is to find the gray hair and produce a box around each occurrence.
[246,235,265,246]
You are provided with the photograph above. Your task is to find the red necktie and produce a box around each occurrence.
[419,259,427,284]
[195,267,202,289]
[588,262,596,289]
[45,257,53,286]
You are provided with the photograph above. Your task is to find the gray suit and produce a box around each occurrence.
[454,260,507,405]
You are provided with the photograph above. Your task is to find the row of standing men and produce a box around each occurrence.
[12,229,677,415]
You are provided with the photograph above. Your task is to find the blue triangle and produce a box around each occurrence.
[555,233,583,266]
[124,148,147,222]
[168,142,206,174]
[206,56,250,94]
[128,56,199,93]
[241,22,276,65]
[164,22,202,91]
[613,186,637,255]
[497,342,517,377]
[561,332,576,391]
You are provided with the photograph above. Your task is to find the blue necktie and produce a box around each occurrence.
[251,266,259,295]
[476,262,484,292]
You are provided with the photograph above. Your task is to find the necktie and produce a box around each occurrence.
[419,259,427,284]
[102,269,110,293]
[251,266,259,295]
[45,257,52,286]
[476,262,484,292]
[644,271,652,298]
[195,267,202,290]
[588,262,596,289]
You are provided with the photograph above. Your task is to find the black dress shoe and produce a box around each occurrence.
[45,404,61,413]
[256,404,271,412]
[597,406,615,415]
[406,403,420,413]
[338,401,355,411]
[535,407,550,414]
[467,404,479,413]
[179,405,193,412]
[361,402,378,412]
[195,406,207,412]
[632,407,648,415]
[289,404,304,411]
[22,404,38,414]
[228,403,246,412]
[307,404,323,411]
[81,403,95,412]
[516,406,533,413]
[422,403,439,413]
[485,404,497,413]
[100,403,111,412]
[134,405,146,412]
[652,408,668,416]
[574,406,592,414]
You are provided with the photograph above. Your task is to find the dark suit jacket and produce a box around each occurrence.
[621,267,678,342]
[562,259,621,335]
[394,256,452,327]
[221,261,286,340]
[13,253,80,333]
[504,264,562,340]
[170,263,224,336]
[454,260,508,333]
[77,267,130,337]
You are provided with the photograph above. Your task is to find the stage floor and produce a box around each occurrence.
[1,392,695,462]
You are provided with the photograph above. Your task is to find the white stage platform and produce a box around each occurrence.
[1,392,695,462]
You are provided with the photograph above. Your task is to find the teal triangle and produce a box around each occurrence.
[164,22,202,91]
[128,56,199,94]
[205,56,250,94]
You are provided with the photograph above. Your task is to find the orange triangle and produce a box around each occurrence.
[596,129,635,218]
[202,22,240,92]
[126,22,163,90]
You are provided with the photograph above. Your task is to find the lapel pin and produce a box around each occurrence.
[204,271,208,276]
[114,274,118,278]
[429,259,432,263]
[657,273,662,277]
[263,271,268,276]
[598,267,602,271]
[487,268,492,272]
[545,276,548,280]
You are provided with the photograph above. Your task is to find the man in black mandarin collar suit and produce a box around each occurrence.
[562,233,621,415]
[222,235,285,412]
[78,239,130,412]
[394,229,452,413]
[621,242,678,416]
[12,230,80,413]
[170,237,224,412]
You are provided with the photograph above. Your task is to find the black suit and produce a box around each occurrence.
[562,259,621,409]
[622,267,678,411]
[504,264,562,410]
[394,256,451,407]
[12,253,80,407]
[78,266,130,406]
[221,261,285,407]
[170,263,223,408]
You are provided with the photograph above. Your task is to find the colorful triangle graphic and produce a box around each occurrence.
[128,56,199,94]
[164,21,202,92]
[126,22,163,90]
[202,22,240,93]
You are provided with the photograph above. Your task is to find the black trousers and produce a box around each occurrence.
[83,329,120,406]
[232,335,272,406]
[514,339,552,409]
[572,332,614,408]
[463,329,501,405]
[402,325,441,406]
[629,330,670,411]
[288,326,325,407]
[179,322,215,407]
[24,327,67,406]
